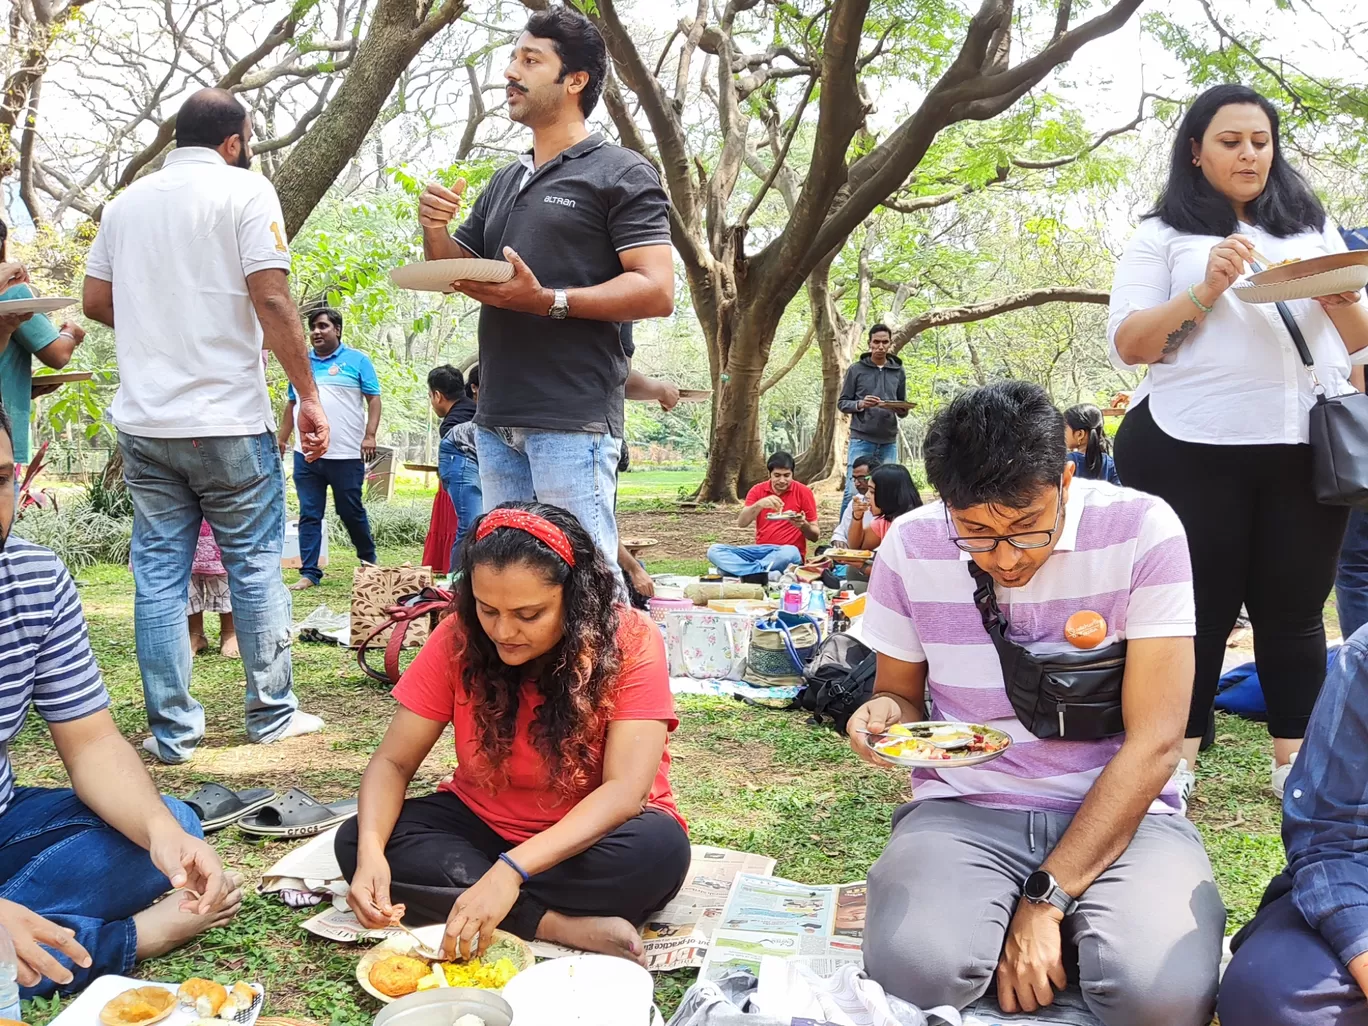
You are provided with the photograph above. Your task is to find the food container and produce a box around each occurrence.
[501,956,660,1025]
[839,593,866,618]
[373,988,512,1026]
[648,596,695,624]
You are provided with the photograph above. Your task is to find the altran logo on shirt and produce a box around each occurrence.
[544,195,577,208]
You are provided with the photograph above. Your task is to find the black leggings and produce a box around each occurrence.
[1114,399,1347,738]
[334,791,691,939]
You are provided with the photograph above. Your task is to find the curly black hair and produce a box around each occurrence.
[451,501,623,798]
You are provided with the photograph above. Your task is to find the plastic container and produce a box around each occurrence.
[281,519,328,569]
[648,596,695,625]
[502,955,658,1026]
[0,925,20,1022]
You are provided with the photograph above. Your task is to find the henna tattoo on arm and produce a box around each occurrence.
[1162,319,1197,356]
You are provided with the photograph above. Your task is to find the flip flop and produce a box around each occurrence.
[182,783,276,834]
[236,788,358,840]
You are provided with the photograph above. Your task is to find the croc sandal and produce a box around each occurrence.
[236,788,358,840]
[183,783,277,834]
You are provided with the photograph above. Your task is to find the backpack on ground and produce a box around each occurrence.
[798,632,876,733]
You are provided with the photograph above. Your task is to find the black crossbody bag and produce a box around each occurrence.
[968,563,1126,740]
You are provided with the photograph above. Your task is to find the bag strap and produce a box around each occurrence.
[1252,257,1325,395]
[968,561,1011,640]
[356,587,452,685]
[757,615,806,671]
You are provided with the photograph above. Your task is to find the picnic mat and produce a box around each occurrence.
[670,677,802,708]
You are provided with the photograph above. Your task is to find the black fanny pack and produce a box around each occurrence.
[969,563,1126,740]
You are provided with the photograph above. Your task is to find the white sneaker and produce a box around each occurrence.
[1271,751,1298,801]
[1172,758,1196,814]
[267,710,325,742]
[141,736,191,764]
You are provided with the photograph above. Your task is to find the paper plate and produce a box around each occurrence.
[1232,251,1368,305]
[677,388,712,402]
[403,462,439,473]
[32,370,92,386]
[0,295,76,316]
[356,926,534,1003]
[877,400,916,412]
[622,537,658,550]
[869,720,1013,769]
[390,259,514,292]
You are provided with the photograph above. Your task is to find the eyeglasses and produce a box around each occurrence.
[853,474,872,484]
[945,484,1065,553]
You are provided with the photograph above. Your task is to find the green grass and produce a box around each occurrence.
[11,537,1288,1024]
[616,468,704,500]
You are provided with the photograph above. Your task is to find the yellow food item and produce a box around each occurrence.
[440,956,519,990]
[369,954,434,998]
[101,987,177,1026]
[179,979,228,1015]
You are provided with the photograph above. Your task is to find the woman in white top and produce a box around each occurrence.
[1109,85,1368,798]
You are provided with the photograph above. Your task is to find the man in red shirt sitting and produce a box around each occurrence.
[706,452,819,580]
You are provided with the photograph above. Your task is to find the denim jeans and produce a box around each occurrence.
[842,438,898,516]
[291,454,377,584]
[120,431,297,762]
[1337,508,1368,639]
[475,427,622,573]
[437,439,482,571]
[705,543,802,578]
[0,788,201,998]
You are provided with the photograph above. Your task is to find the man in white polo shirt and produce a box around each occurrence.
[82,88,330,764]
[847,382,1225,1026]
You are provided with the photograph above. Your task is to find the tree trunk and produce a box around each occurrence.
[273,0,465,238]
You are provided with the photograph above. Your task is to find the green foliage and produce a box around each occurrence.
[12,501,133,570]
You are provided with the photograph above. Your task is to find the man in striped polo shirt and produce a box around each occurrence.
[0,405,245,997]
[849,382,1225,1025]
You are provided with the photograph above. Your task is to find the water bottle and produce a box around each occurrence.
[0,924,22,1022]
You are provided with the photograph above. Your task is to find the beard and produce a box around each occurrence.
[509,84,559,125]
[234,134,251,169]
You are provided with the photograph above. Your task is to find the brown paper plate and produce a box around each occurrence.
[877,400,916,412]
[1233,251,1368,305]
[32,370,92,386]
[356,928,534,1003]
[0,295,76,316]
[404,462,439,473]
[622,537,658,551]
[677,388,712,402]
[391,259,514,293]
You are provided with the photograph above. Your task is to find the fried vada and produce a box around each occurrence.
[368,954,433,998]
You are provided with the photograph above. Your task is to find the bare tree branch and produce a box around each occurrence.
[759,324,815,393]
[891,288,1110,352]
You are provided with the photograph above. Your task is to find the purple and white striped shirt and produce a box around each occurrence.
[862,478,1194,816]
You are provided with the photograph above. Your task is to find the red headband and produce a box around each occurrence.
[475,509,577,566]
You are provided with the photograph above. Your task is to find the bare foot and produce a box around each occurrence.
[288,579,317,592]
[536,912,644,965]
[133,874,245,960]
[189,633,209,657]
[219,634,240,659]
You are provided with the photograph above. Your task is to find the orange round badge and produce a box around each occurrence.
[1064,610,1107,649]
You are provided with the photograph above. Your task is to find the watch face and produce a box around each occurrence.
[1024,871,1052,901]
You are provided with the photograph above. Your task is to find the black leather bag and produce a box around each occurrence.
[969,563,1126,740]
[1271,300,1368,508]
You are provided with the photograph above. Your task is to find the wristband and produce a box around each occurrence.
[498,852,530,883]
[1186,285,1213,315]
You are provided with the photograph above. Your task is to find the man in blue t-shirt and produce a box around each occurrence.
[0,404,244,999]
[278,307,381,588]
[0,219,85,478]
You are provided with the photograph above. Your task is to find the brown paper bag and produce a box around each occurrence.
[350,563,433,649]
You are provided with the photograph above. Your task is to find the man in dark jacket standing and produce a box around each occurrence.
[837,323,908,515]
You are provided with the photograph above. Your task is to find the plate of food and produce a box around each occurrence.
[390,259,515,293]
[32,370,93,386]
[876,400,916,412]
[867,721,1012,768]
[676,388,712,402]
[92,978,262,1026]
[621,536,658,552]
[357,927,534,1003]
[0,295,76,316]
[826,548,874,564]
[765,510,803,521]
[1232,251,1368,305]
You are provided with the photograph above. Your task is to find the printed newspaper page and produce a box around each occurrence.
[699,874,866,981]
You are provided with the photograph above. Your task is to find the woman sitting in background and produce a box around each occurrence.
[337,502,690,964]
[847,463,922,552]
[1064,403,1121,484]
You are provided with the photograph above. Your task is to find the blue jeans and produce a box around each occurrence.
[292,454,377,584]
[0,788,201,998]
[1337,509,1368,639]
[705,543,802,578]
[120,432,297,762]
[842,439,898,515]
[438,440,482,571]
[475,427,622,573]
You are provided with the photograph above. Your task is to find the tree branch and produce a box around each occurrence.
[1010,91,1150,168]
[759,324,816,393]
[891,288,1110,352]
[739,73,815,228]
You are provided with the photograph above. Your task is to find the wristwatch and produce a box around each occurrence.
[1023,870,1078,915]
[548,288,569,320]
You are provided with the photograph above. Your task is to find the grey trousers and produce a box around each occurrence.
[863,800,1226,1026]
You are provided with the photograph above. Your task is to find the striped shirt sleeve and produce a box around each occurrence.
[1126,497,1196,639]
[861,523,927,663]
[31,563,110,723]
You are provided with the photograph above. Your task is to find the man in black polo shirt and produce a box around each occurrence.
[417,4,674,570]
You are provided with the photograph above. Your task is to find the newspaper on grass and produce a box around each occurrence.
[529,844,778,970]
[699,874,867,982]
[300,844,777,972]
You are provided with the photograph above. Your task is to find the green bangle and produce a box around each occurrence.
[1186,285,1213,315]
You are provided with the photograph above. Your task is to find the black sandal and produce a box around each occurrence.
[236,788,358,840]
[182,783,277,834]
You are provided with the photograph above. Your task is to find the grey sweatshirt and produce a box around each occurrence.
[837,353,908,443]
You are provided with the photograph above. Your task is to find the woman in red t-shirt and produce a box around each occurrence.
[847,463,922,552]
[336,503,690,964]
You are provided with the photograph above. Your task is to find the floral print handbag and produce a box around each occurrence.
[666,611,752,679]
